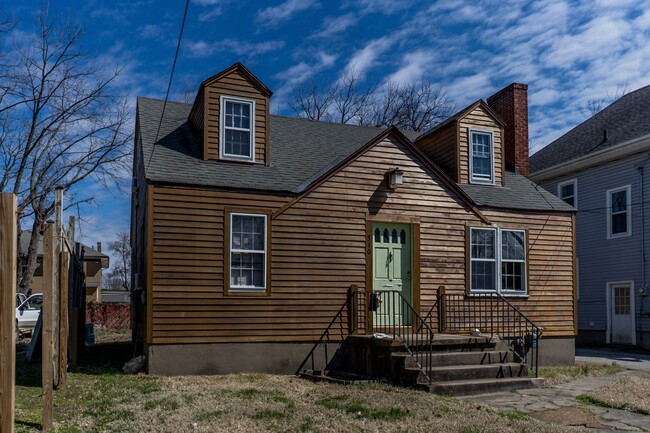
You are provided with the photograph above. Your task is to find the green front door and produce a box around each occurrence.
[372,222,412,327]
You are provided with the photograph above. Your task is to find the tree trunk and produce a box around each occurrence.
[19,214,44,295]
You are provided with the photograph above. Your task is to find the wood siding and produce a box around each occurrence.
[415,121,458,180]
[188,90,204,152]
[204,70,269,164]
[458,105,504,185]
[146,134,575,344]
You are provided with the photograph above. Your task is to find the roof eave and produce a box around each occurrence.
[531,133,650,182]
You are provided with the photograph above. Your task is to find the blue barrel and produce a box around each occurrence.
[85,323,95,346]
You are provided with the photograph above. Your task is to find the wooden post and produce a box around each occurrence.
[58,251,69,389]
[0,193,17,433]
[52,187,63,388]
[42,223,55,431]
[437,286,446,334]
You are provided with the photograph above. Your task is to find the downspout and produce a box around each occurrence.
[638,165,647,344]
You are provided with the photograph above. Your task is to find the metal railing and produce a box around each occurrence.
[294,287,366,376]
[423,288,542,377]
[372,290,435,384]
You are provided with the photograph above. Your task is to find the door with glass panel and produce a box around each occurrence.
[372,223,412,327]
[609,283,635,345]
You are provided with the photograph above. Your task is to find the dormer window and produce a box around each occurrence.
[220,96,255,161]
[469,129,494,184]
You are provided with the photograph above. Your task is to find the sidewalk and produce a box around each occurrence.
[464,367,650,432]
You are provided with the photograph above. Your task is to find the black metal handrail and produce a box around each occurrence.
[427,291,542,377]
[294,289,366,376]
[372,290,435,384]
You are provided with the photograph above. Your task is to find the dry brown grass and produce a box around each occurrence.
[15,372,593,433]
[538,362,624,386]
[93,327,131,344]
[580,373,650,415]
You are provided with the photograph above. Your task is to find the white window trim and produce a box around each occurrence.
[605,280,636,345]
[606,184,632,239]
[557,178,578,208]
[469,227,527,295]
[229,212,267,292]
[219,95,256,162]
[468,129,495,185]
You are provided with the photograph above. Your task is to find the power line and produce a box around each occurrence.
[146,0,190,172]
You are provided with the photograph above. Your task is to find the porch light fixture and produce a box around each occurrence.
[387,167,404,189]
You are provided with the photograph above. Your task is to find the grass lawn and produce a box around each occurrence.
[578,372,650,415]
[15,342,600,433]
[537,362,624,386]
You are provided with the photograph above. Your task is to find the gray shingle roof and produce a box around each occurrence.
[138,97,571,212]
[19,231,108,260]
[459,172,575,212]
[138,97,391,193]
[530,84,650,173]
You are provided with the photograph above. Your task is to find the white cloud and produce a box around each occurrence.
[385,50,435,86]
[185,39,285,59]
[344,36,395,79]
[256,0,319,29]
[310,13,359,39]
[353,0,415,15]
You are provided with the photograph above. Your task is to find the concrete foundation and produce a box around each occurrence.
[147,342,339,375]
[147,335,576,375]
[537,336,575,366]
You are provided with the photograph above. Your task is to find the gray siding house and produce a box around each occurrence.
[530,84,650,349]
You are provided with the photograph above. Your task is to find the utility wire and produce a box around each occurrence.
[146,0,190,172]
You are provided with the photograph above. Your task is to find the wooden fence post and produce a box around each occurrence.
[42,223,54,431]
[437,286,446,334]
[0,193,17,433]
[58,251,69,389]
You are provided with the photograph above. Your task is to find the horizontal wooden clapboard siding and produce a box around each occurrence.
[415,121,458,179]
[458,105,504,185]
[146,134,574,344]
[204,69,268,164]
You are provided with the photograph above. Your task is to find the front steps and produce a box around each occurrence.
[300,333,543,396]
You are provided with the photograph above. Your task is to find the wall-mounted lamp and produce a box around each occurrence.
[387,167,404,189]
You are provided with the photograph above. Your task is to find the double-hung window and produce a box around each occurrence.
[557,178,577,208]
[469,129,494,184]
[470,227,526,294]
[607,185,631,239]
[220,96,255,161]
[229,213,266,291]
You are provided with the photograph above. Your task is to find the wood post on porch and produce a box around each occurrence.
[437,286,446,333]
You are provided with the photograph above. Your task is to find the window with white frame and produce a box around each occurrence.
[229,213,266,290]
[220,96,254,160]
[470,227,526,294]
[469,129,494,183]
[607,185,631,239]
[557,178,577,208]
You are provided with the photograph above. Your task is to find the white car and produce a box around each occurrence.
[16,294,42,337]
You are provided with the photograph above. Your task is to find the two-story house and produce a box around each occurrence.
[530,84,650,349]
[131,63,575,376]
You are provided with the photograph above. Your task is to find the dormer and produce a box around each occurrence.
[415,100,506,185]
[414,83,529,185]
[189,63,272,165]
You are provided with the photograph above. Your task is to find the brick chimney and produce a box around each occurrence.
[487,83,529,177]
[96,242,102,253]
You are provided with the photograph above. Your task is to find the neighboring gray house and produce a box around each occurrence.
[530,84,650,349]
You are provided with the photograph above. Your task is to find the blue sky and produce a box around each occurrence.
[8,0,650,266]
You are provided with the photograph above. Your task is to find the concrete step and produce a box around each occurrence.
[425,377,544,396]
[426,363,528,381]
[396,335,499,352]
[415,350,513,366]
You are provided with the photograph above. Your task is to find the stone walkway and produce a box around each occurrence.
[464,369,650,432]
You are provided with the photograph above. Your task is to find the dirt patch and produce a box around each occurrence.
[530,406,605,429]
[582,373,650,415]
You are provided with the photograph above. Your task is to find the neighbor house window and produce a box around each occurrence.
[470,227,527,294]
[220,96,255,161]
[229,213,266,290]
[557,178,577,208]
[607,185,631,239]
[469,129,494,183]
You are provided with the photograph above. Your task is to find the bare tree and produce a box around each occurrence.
[108,231,131,291]
[0,10,132,293]
[290,69,455,132]
[580,82,629,118]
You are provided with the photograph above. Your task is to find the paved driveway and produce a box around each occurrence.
[576,347,650,372]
